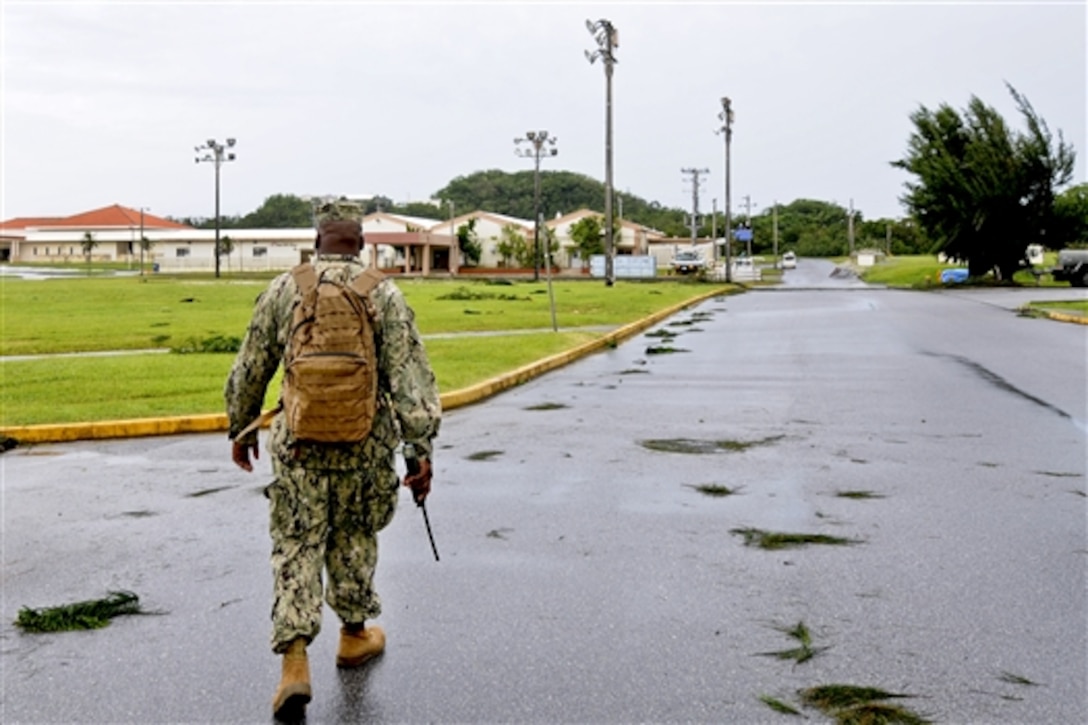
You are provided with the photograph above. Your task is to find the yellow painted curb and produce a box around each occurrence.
[1,287,731,445]
[1044,311,1088,325]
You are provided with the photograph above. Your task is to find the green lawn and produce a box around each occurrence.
[1,275,726,426]
[856,253,1074,289]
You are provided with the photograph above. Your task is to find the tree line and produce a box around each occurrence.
[172,86,1087,269]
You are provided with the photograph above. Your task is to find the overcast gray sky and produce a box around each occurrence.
[2,0,1084,224]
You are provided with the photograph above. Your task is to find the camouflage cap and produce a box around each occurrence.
[315,199,364,228]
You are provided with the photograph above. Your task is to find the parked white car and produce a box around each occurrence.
[781,251,797,269]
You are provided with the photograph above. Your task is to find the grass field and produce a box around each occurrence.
[1,274,726,426]
[856,252,1074,289]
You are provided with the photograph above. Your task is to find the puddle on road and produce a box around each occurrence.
[641,435,785,454]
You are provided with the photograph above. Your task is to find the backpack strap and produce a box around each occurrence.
[349,267,385,297]
[291,262,318,297]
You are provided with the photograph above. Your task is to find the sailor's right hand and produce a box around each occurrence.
[403,458,433,505]
[231,439,260,472]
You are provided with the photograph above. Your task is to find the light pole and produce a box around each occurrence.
[586,18,618,287]
[514,131,558,281]
[717,98,734,283]
[195,137,237,278]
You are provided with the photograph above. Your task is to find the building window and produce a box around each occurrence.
[176,248,190,258]
[33,248,38,256]
[252,246,267,257]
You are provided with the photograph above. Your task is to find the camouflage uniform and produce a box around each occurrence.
[224,204,441,654]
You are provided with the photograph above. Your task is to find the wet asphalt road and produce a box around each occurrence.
[3,260,1086,724]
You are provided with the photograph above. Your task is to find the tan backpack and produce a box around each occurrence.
[281,263,385,444]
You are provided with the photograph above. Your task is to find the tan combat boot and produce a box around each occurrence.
[272,638,311,720]
[336,624,385,668]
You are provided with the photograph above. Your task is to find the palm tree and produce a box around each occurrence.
[81,231,98,275]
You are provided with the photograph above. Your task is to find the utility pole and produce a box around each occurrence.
[681,167,710,247]
[717,98,734,283]
[515,131,558,281]
[586,18,618,287]
[195,138,237,279]
[886,221,892,256]
[139,206,147,276]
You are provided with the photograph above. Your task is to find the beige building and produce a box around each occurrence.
[0,204,456,274]
[2,202,669,276]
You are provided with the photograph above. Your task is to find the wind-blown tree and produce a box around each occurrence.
[569,215,604,269]
[496,224,531,267]
[139,235,154,275]
[456,218,482,267]
[1052,182,1088,247]
[81,231,97,274]
[893,84,1075,279]
[217,236,235,271]
[241,194,314,228]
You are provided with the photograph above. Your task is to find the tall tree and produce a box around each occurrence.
[241,194,313,228]
[893,84,1075,278]
[456,218,482,267]
[1052,182,1088,247]
[569,215,604,269]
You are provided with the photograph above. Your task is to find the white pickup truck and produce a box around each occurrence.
[670,249,706,275]
[1051,249,1088,287]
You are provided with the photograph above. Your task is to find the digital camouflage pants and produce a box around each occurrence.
[267,460,399,653]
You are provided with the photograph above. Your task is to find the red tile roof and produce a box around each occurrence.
[54,204,192,229]
[0,204,192,231]
[0,216,66,231]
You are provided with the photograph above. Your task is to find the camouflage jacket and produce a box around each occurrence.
[224,255,441,470]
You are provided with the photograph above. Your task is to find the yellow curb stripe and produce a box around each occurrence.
[1044,311,1088,325]
[0,287,730,444]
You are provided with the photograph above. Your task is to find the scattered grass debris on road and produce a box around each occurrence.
[640,435,785,455]
[524,402,568,411]
[466,450,504,461]
[686,483,743,497]
[835,489,886,500]
[799,684,929,724]
[758,695,802,716]
[730,527,860,550]
[758,621,828,664]
[15,590,153,633]
[997,671,1040,687]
